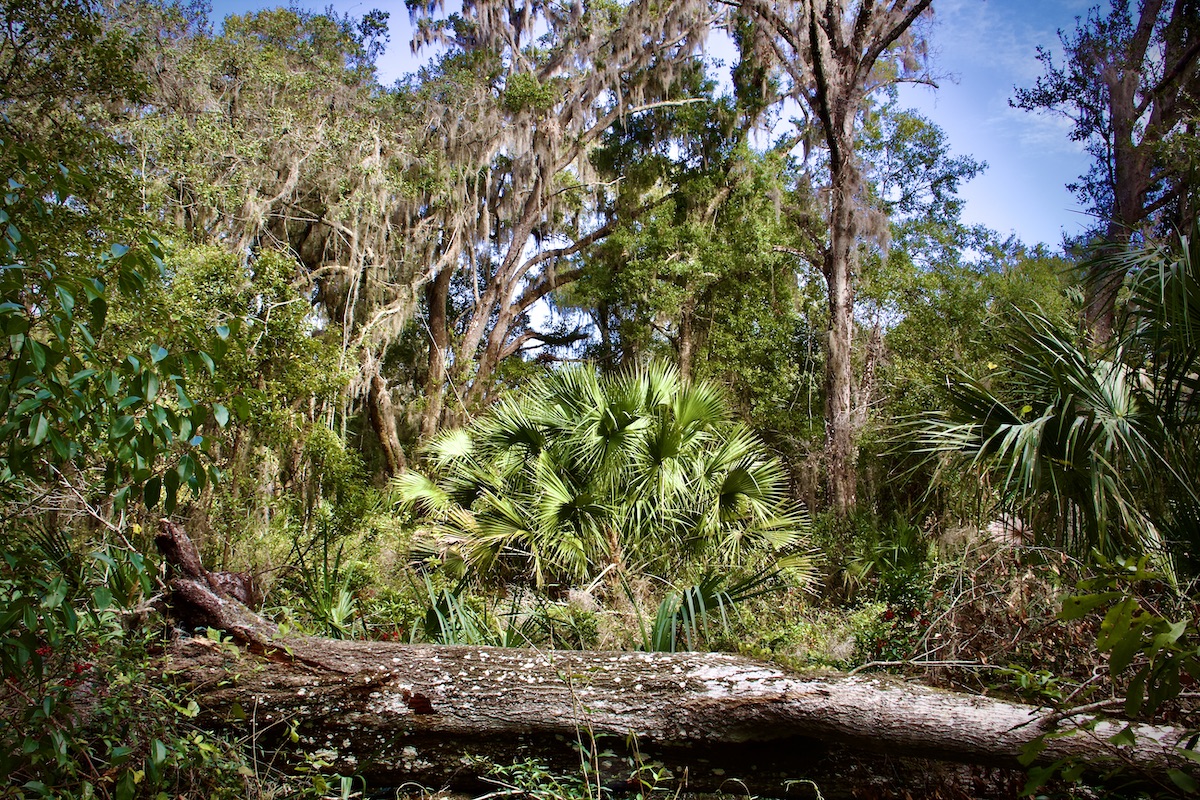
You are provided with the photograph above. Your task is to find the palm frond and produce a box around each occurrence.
[390,470,453,517]
[399,359,811,588]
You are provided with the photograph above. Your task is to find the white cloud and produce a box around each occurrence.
[991,104,1087,155]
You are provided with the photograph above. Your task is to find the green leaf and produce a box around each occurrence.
[55,285,74,317]
[1109,622,1146,674]
[27,338,46,372]
[30,413,48,446]
[1168,769,1198,794]
[1097,597,1137,650]
[68,368,96,386]
[109,243,130,259]
[164,468,179,512]
[149,344,168,364]
[115,770,135,800]
[90,297,107,331]
[1126,669,1147,716]
[1059,591,1122,621]
[231,395,250,419]
[48,429,71,460]
[1109,725,1137,747]
[143,476,161,508]
[213,403,229,428]
[111,416,135,440]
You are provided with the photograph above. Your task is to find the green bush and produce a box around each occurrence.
[0,535,249,799]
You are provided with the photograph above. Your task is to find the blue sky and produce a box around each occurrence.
[211,0,1101,249]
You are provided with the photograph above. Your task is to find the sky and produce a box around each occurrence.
[209,0,1102,250]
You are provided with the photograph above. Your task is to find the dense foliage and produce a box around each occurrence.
[394,362,810,588]
[1,0,1199,797]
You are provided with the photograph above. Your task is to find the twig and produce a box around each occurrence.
[848,659,1010,676]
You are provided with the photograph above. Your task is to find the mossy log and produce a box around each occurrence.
[156,521,1195,799]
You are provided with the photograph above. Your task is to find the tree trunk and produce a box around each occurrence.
[156,521,1195,800]
[367,371,406,476]
[823,140,859,516]
[677,298,695,382]
[422,265,453,439]
[165,635,1195,799]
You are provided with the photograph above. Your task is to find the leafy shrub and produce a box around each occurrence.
[0,534,249,799]
[394,361,811,590]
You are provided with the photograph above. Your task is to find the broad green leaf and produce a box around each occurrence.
[27,338,46,372]
[143,477,161,508]
[30,413,48,446]
[110,416,135,439]
[151,739,167,766]
[1108,725,1137,747]
[1168,769,1198,794]
[1059,592,1122,621]
[1097,597,1137,650]
[115,771,135,800]
[68,368,96,386]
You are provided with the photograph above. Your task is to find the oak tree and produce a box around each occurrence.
[1014,0,1200,341]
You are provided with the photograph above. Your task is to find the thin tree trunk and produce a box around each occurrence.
[421,265,453,439]
[823,149,859,515]
[367,371,405,476]
[854,318,884,430]
[677,299,695,382]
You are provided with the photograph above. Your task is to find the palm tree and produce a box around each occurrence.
[393,361,809,589]
[919,224,1200,573]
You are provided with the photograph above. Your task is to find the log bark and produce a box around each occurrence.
[154,521,1196,799]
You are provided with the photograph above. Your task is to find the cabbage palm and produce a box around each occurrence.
[393,361,809,588]
[920,224,1200,570]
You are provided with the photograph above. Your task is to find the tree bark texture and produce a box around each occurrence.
[165,637,1194,799]
[367,371,406,476]
[155,521,1196,799]
[422,265,454,439]
[823,159,859,515]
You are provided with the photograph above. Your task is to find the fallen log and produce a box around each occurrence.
[155,521,1196,799]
